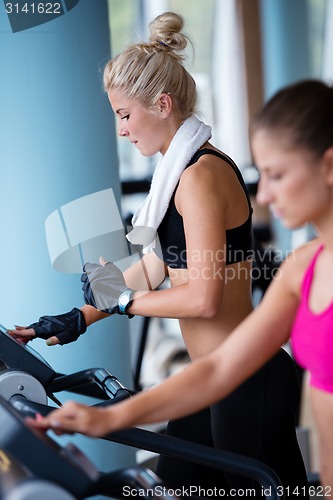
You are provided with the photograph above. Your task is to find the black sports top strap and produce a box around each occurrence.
[190,148,252,208]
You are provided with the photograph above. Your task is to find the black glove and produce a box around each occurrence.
[81,262,132,316]
[28,307,87,346]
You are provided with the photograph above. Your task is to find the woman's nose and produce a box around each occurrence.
[118,126,128,137]
[256,178,273,206]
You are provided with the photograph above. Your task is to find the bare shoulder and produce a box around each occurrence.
[278,238,322,297]
[177,147,241,202]
[180,148,237,182]
[285,237,322,268]
[248,239,322,336]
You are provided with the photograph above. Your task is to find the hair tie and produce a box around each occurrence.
[155,38,169,48]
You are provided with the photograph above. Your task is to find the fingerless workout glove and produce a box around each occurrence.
[28,307,87,346]
[81,262,133,316]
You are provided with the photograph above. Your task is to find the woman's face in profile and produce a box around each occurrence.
[108,88,173,157]
[252,130,330,229]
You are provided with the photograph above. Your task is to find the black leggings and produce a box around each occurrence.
[156,349,309,498]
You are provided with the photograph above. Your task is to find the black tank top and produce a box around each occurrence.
[156,149,254,268]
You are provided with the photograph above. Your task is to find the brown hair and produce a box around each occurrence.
[251,80,333,157]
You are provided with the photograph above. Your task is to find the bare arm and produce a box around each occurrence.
[123,251,167,291]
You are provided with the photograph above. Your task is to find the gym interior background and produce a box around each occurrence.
[0,1,332,498]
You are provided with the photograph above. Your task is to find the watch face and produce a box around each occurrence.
[119,295,128,306]
[118,290,133,316]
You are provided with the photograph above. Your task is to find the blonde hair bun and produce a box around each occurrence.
[149,12,188,52]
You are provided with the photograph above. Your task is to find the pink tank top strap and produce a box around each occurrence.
[300,244,324,298]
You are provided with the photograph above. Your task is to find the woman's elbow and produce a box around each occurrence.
[195,295,221,319]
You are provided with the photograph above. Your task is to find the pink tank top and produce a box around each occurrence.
[291,245,333,393]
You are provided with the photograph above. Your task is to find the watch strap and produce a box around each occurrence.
[118,289,135,317]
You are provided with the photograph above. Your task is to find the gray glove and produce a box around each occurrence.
[81,262,134,317]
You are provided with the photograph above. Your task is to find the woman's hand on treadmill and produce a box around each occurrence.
[9,324,63,346]
[26,401,115,437]
[9,308,87,346]
[8,325,35,344]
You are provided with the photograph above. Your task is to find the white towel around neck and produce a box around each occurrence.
[126,115,212,252]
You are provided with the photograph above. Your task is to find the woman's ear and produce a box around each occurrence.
[158,93,172,118]
[322,147,333,186]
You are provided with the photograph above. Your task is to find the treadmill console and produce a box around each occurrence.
[0,397,99,498]
[0,324,56,387]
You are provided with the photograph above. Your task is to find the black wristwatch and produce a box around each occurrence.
[118,289,135,317]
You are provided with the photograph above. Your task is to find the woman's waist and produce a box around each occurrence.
[179,316,242,360]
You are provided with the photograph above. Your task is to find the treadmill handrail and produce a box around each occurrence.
[103,427,283,500]
[50,368,132,400]
[10,395,284,500]
[10,395,283,500]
